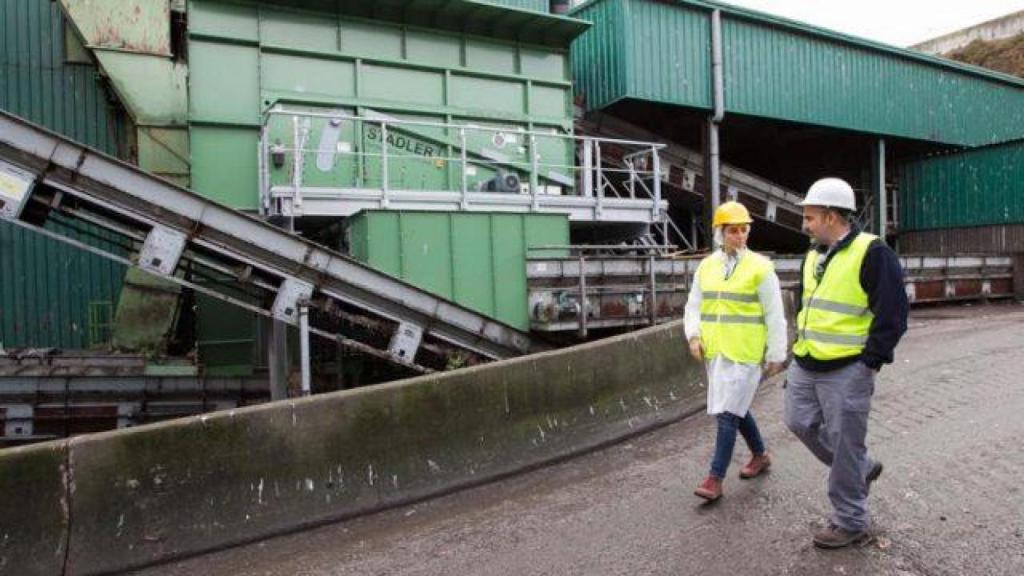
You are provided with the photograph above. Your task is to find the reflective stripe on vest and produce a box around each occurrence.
[793,233,877,361]
[696,251,772,364]
[701,291,759,303]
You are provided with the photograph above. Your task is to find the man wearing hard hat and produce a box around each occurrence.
[685,201,787,502]
[785,178,908,548]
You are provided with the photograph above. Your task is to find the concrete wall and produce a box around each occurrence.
[911,10,1024,55]
[0,320,704,575]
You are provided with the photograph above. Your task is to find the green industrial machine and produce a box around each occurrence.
[347,211,569,330]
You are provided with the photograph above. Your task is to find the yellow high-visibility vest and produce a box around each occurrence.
[793,233,877,361]
[696,251,772,364]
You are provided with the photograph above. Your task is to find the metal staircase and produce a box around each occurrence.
[0,111,548,374]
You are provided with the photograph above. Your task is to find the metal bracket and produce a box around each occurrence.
[388,322,423,363]
[138,226,188,276]
[272,278,314,323]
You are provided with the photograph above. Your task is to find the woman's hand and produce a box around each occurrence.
[764,361,785,377]
[688,338,704,362]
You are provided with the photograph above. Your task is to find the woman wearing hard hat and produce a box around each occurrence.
[684,201,787,501]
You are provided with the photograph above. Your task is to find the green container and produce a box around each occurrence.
[187,0,582,208]
[348,211,569,330]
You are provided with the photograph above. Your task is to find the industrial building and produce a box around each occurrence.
[2,0,1022,442]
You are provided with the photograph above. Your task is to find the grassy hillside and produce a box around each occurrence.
[946,33,1024,77]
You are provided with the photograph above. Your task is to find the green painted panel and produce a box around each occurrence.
[261,7,338,51]
[189,40,259,123]
[570,0,628,111]
[362,64,445,107]
[95,52,189,125]
[341,19,402,60]
[190,127,259,209]
[361,123,449,190]
[137,127,190,187]
[366,212,401,276]
[452,215,495,316]
[450,75,524,114]
[524,214,570,255]
[61,0,170,55]
[466,38,517,74]
[349,211,568,329]
[0,0,128,349]
[261,53,355,99]
[188,0,258,41]
[531,84,569,118]
[406,29,461,68]
[899,141,1024,231]
[521,48,567,81]
[399,213,454,298]
[347,215,369,262]
[492,214,527,326]
[0,217,126,349]
[626,0,710,109]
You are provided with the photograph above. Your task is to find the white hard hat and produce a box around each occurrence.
[801,177,856,211]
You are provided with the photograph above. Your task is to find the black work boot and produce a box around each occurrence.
[813,523,868,549]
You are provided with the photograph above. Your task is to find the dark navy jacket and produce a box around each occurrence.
[794,227,909,372]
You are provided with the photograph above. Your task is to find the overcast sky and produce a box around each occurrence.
[714,1,1024,47]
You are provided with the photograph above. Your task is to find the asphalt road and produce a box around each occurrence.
[136,302,1024,576]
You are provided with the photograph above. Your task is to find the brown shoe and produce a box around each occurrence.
[739,452,771,479]
[694,476,723,501]
[812,523,868,549]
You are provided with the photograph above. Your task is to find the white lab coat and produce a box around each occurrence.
[684,249,787,416]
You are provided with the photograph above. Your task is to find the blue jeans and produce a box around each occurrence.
[710,411,766,479]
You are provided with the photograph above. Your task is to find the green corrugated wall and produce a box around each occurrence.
[348,211,569,330]
[0,0,128,349]
[571,0,1024,147]
[899,141,1024,231]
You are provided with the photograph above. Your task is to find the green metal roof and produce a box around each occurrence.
[253,0,591,47]
[571,0,1024,147]
[669,0,1024,88]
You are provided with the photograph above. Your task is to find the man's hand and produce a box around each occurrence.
[688,338,704,362]
[764,361,785,378]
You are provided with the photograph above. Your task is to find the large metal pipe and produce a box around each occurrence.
[707,9,725,242]
[711,10,725,123]
[877,138,887,239]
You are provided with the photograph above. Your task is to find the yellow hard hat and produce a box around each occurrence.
[712,201,753,227]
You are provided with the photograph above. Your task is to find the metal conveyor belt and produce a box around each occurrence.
[0,111,548,372]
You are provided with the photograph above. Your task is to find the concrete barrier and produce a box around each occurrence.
[0,442,69,576]
[0,320,705,575]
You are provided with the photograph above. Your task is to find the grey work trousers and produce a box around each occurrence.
[785,360,877,532]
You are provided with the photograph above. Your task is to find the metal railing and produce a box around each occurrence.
[259,107,670,223]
